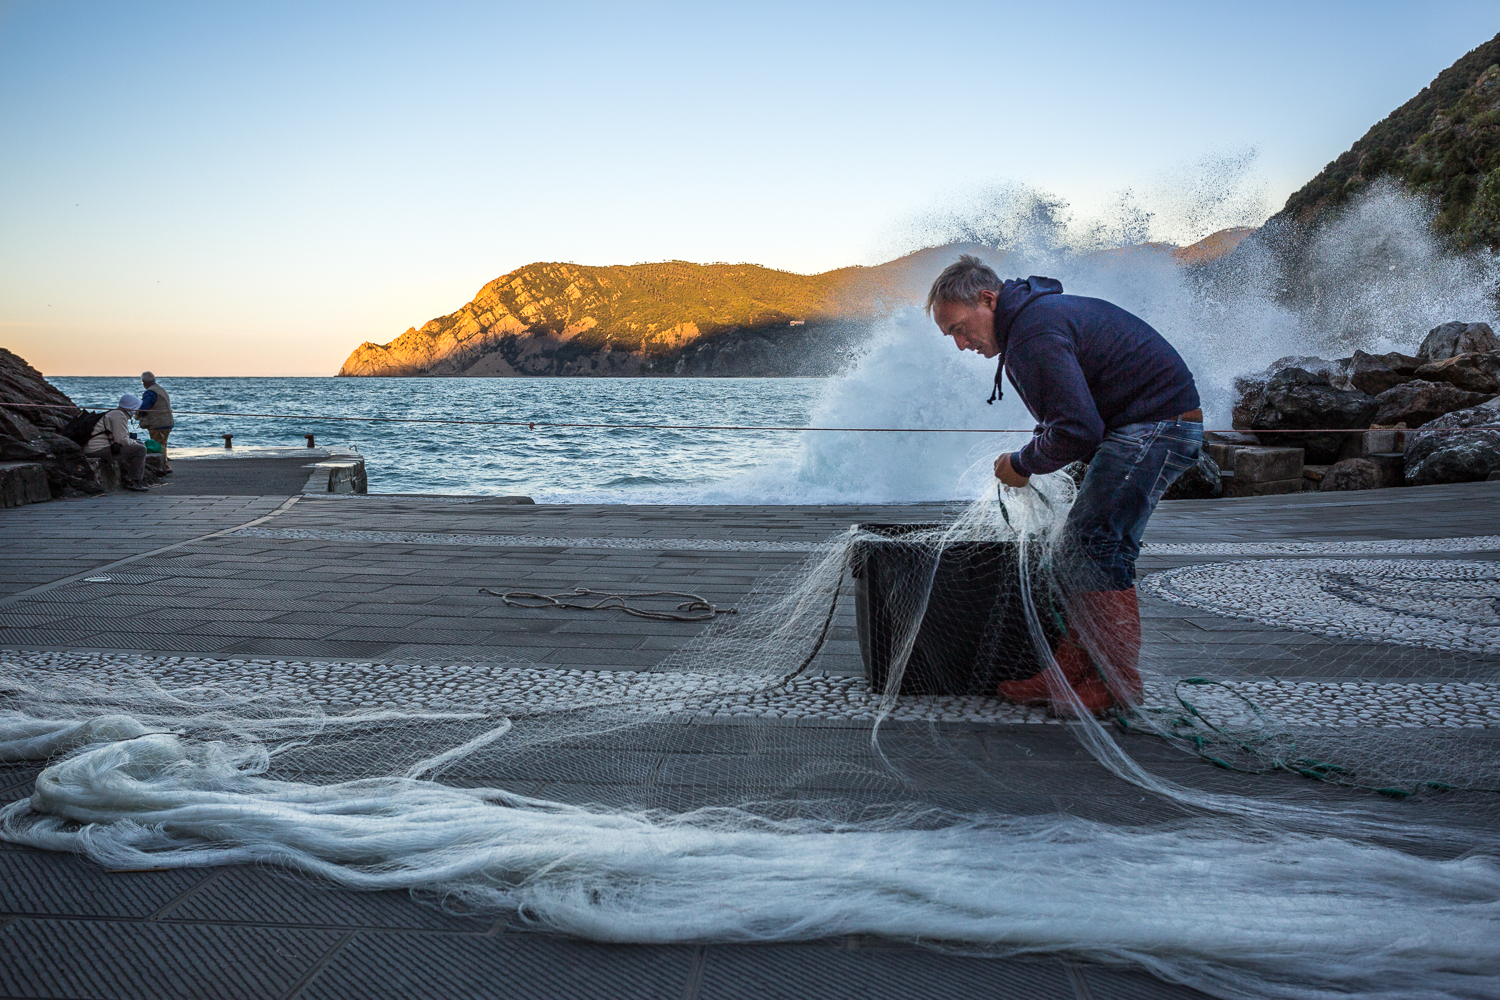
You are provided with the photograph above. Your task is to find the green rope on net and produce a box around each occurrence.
[1115,677,1500,797]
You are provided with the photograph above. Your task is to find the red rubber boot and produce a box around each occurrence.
[996,588,1143,716]
[996,628,1091,705]
[1068,587,1144,712]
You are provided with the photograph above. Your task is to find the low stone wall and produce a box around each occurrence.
[0,462,49,508]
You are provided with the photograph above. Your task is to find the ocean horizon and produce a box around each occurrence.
[53,339,1033,505]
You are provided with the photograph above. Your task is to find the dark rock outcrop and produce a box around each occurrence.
[1233,356,1352,430]
[1417,321,1499,360]
[1348,349,1425,395]
[1248,367,1378,463]
[0,348,163,501]
[1319,458,1384,492]
[1412,350,1500,393]
[0,349,93,499]
[1372,380,1497,427]
[1404,402,1500,484]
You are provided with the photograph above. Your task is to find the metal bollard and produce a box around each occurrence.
[305,434,316,448]
[222,434,233,449]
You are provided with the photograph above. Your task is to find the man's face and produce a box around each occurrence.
[933,290,1000,358]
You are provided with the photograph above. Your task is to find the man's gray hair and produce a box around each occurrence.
[926,254,1003,316]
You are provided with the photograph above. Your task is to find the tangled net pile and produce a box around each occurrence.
[3,473,1498,1000]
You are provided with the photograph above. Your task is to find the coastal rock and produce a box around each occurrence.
[1233,356,1353,430]
[0,349,87,500]
[1231,374,1267,430]
[0,348,165,500]
[1319,458,1384,492]
[1248,367,1378,463]
[1348,349,1425,395]
[1161,451,1223,500]
[1417,321,1499,360]
[1403,402,1500,485]
[1372,380,1497,428]
[1411,351,1500,394]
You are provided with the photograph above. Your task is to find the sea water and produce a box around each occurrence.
[51,314,1036,504]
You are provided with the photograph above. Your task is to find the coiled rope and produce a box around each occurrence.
[480,586,737,622]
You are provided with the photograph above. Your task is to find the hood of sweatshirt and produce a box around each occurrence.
[985,276,1064,404]
[993,276,1064,350]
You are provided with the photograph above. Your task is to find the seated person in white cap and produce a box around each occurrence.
[85,394,150,492]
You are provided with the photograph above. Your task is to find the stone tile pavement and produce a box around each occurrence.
[1,478,1497,999]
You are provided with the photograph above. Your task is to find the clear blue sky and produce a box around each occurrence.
[2,0,1497,375]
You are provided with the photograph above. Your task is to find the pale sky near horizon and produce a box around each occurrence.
[3,1,1498,376]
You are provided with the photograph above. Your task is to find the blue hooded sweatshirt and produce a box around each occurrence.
[994,277,1199,477]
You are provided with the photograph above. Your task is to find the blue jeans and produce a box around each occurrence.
[1063,418,1203,591]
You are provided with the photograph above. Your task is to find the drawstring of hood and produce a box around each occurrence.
[987,357,1005,404]
[985,275,1064,405]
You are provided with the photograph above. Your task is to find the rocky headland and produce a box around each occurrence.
[1194,32,1500,495]
[337,237,1247,380]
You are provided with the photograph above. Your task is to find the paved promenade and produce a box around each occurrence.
[1,473,1497,1000]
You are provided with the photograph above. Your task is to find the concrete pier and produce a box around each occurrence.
[1,483,1497,1000]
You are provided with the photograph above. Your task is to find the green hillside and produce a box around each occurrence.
[1275,32,1500,248]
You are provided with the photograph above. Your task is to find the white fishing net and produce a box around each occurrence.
[3,472,1498,1000]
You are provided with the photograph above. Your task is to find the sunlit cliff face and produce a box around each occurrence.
[933,289,1000,358]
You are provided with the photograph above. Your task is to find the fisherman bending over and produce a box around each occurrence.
[928,255,1201,715]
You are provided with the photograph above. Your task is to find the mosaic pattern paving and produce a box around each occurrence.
[1144,558,1500,655]
[4,650,1495,728]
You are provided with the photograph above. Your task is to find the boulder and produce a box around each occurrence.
[1319,458,1384,492]
[0,348,170,498]
[1232,356,1350,428]
[1347,349,1425,395]
[1231,374,1267,430]
[1417,321,1499,360]
[1404,402,1500,485]
[1161,451,1223,500]
[1372,380,1497,428]
[1411,351,1500,394]
[1248,367,1378,463]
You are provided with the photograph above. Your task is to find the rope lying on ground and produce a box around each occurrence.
[6,402,1495,435]
[481,586,737,622]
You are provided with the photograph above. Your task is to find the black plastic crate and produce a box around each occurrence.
[850,523,1062,697]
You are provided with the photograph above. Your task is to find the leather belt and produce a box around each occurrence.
[1178,409,1203,422]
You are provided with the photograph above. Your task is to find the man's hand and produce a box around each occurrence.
[994,453,1030,488]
